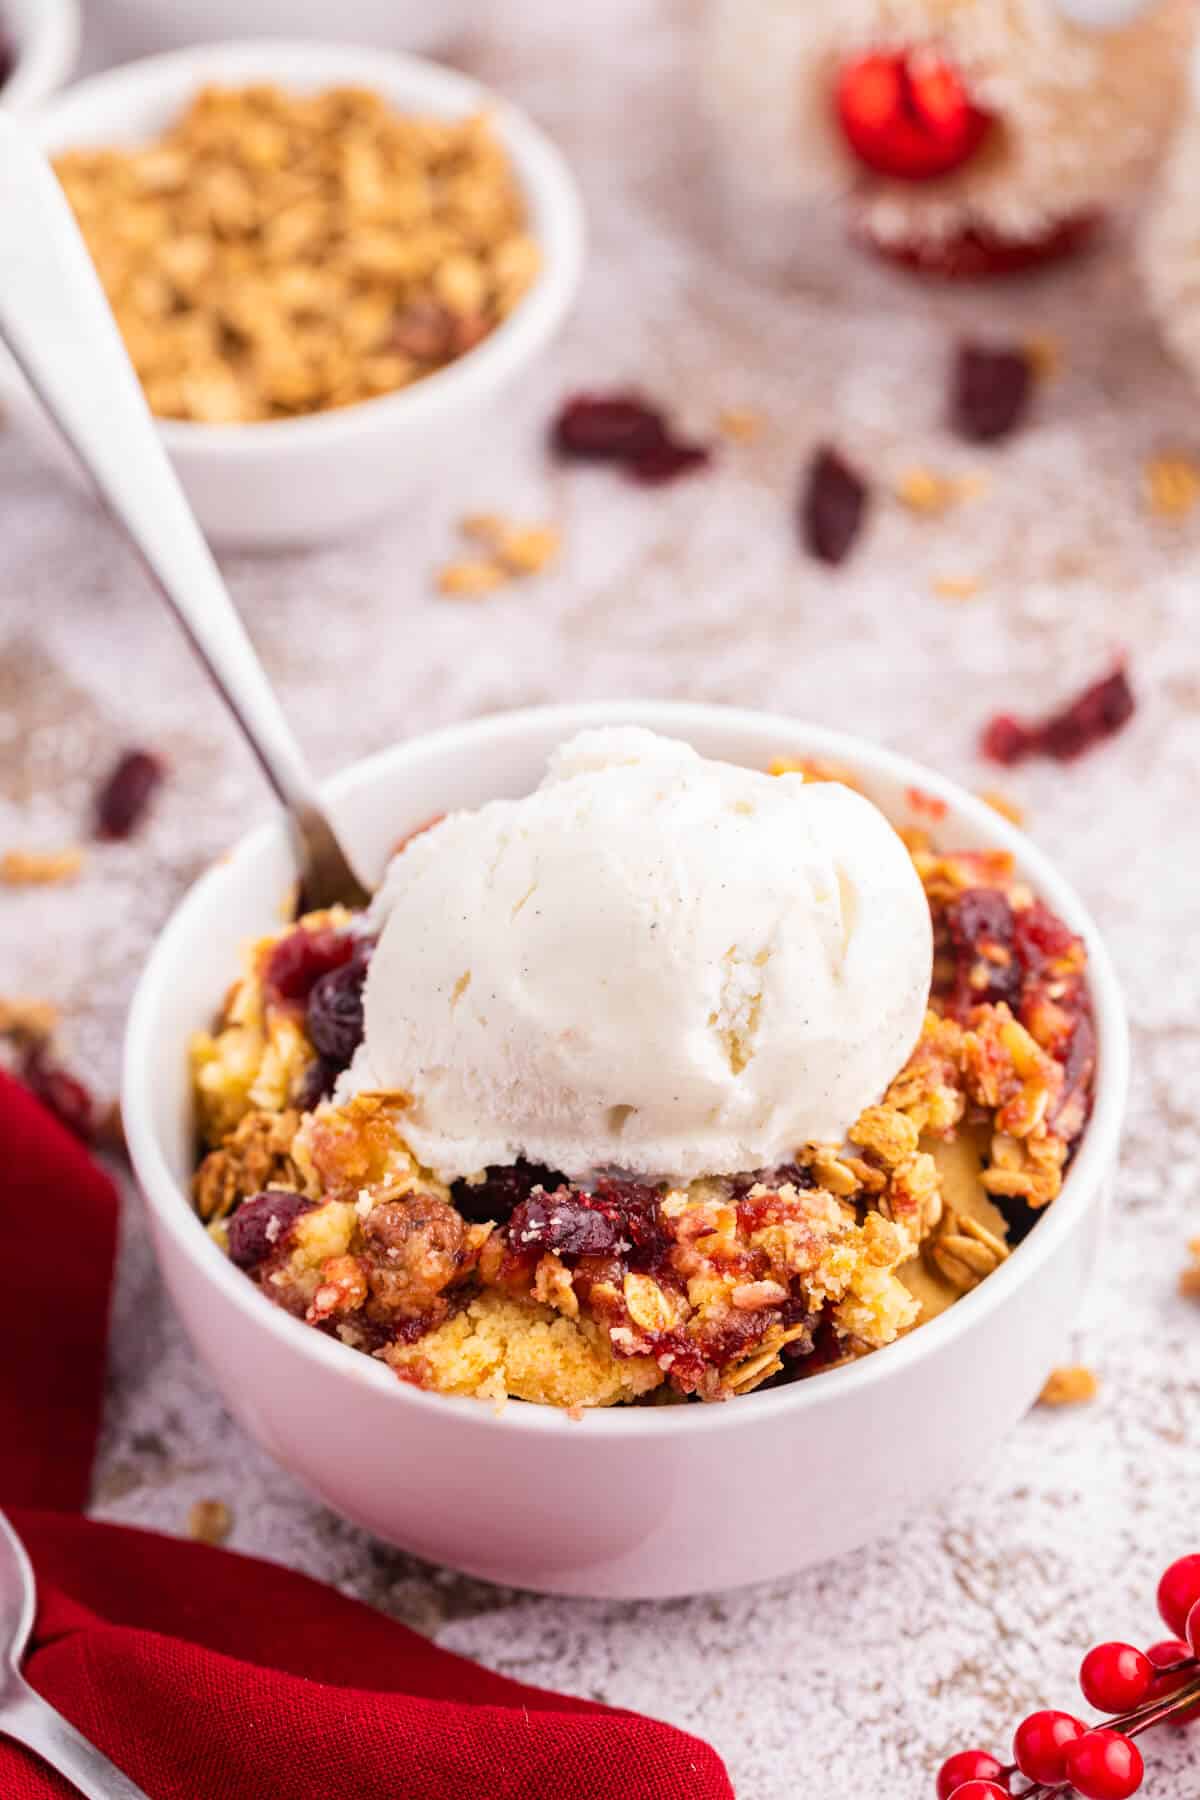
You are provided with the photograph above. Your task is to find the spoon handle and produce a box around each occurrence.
[0,1679,154,1800]
[0,113,357,890]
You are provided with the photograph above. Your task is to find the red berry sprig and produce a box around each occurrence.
[935,1556,1200,1800]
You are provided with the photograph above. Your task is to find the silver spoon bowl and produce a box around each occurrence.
[0,1509,154,1798]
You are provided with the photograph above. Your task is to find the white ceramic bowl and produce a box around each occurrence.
[9,41,584,550]
[89,0,472,61]
[123,703,1129,1598]
[1,0,79,111]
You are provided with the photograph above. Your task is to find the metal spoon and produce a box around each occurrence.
[0,1509,154,1798]
[0,113,370,913]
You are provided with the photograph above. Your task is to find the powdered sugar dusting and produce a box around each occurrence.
[3,3,1200,1795]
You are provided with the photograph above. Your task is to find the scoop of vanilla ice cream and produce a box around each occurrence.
[348,729,933,1183]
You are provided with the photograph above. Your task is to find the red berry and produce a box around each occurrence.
[94,747,165,840]
[836,52,992,183]
[944,1785,1009,1800]
[1146,1639,1200,1725]
[1062,1728,1143,1800]
[1013,1709,1086,1784]
[935,1751,1006,1800]
[1158,1556,1200,1637]
[1188,1599,1200,1660]
[1080,1643,1154,1714]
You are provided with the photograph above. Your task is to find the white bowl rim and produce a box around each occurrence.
[123,700,1130,1441]
[3,0,80,112]
[30,39,585,454]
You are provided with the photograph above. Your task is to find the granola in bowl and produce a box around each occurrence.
[53,83,539,424]
[190,734,1096,1412]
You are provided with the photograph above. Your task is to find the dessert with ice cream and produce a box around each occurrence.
[190,730,1097,1408]
[704,0,1192,276]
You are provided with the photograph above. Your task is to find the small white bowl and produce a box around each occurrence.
[1,0,79,111]
[123,703,1129,1598]
[10,41,584,550]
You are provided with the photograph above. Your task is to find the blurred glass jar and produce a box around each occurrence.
[90,0,475,60]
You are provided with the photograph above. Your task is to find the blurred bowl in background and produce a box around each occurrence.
[87,0,473,60]
[6,40,585,550]
[1,0,79,110]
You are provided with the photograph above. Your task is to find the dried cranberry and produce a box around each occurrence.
[981,666,1134,767]
[451,1160,564,1226]
[551,394,669,461]
[952,343,1033,443]
[730,1162,816,1199]
[93,749,165,840]
[508,1189,623,1258]
[265,927,355,1005]
[945,887,1022,1013]
[801,446,869,565]
[1012,899,1078,974]
[228,1190,316,1270]
[295,1056,339,1113]
[21,1048,96,1143]
[306,939,374,1068]
[979,713,1033,766]
[1037,666,1134,762]
[628,440,711,485]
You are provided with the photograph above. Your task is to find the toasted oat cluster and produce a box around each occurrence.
[190,792,1095,1411]
[54,86,539,423]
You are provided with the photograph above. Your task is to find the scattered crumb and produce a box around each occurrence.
[493,524,561,576]
[896,467,986,516]
[717,407,764,444]
[0,846,84,886]
[1023,333,1063,382]
[933,575,982,602]
[1144,453,1200,520]
[436,559,508,599]
[438,514,560,597]
[0,996,60,1041]
[1180,1238,1200,1300]
[979,789,1026,827]
[1038,1365,1099,1407]
[187,1498,233,1545]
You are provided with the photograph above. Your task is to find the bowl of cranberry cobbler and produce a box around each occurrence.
[123,703,1128,1598]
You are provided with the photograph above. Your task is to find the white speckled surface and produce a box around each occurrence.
[2,4,1200,1794]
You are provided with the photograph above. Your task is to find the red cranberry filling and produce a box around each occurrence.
[228,1190,316,1270]
[945,887,1023,1015]
[452,1160,567,1226]
[306,939,374,1069]
[265,927,356,1006]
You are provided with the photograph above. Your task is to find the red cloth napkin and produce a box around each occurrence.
[0,1071,734,1799]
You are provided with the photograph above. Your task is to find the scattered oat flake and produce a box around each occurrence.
[1144,453,1200,520]
[1180,1238,1200,1300]
[896,467,985,516]
[494,524,560,575]
[1023,333,1063,382]
[0,847,84,886]
[1038,1365,1099,1407]
[460,512,508,544]
[718,407,764,444]
[801,446,869,566]
[0,996,60,1041]
[187,1498,233,1545]
[437,560,508,599]
[979,789,1026,827]
[933,575,981,601]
